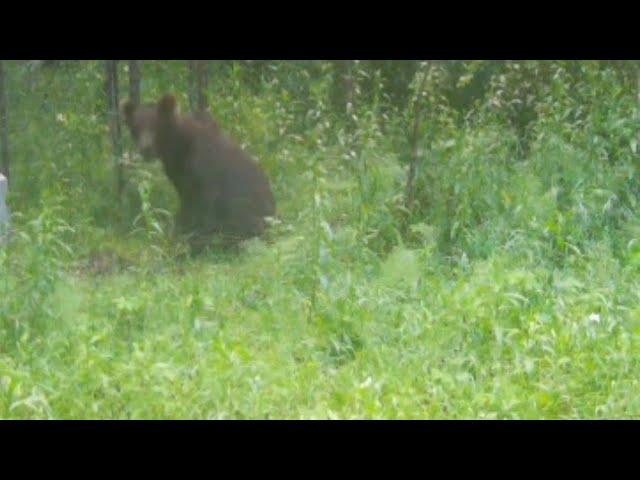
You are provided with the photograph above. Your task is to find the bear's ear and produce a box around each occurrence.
[120,100,136,122]
[158,94,178,117]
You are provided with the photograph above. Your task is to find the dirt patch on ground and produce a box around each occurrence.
[73,249,133,277]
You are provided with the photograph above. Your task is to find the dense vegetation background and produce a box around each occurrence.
[0,60,639,419]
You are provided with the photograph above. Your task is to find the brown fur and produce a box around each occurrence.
[122,94,276,251]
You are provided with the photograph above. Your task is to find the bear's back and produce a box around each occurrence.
[185,119,273,193]
[173,117,276,232]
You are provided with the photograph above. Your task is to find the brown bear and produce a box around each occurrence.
[122,94,276,251]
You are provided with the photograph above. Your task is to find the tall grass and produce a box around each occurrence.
[0,61,639,418]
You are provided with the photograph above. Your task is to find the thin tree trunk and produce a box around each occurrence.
[128,60,141,105]
[339,60,355,116]
[105,60,124,199]
[187,61,196,112]
[0,61,10,181]
[196,61,209,113]
[405,62,430,211]
[342,61,367,206]
[343,60,355,114]
[188,60,209,113]
[637,63,640,160]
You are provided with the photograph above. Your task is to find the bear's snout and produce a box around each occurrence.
[137,130,156,159]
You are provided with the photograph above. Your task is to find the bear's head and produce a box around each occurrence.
[121,94,178,160]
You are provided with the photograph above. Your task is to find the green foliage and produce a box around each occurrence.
[1,60,639,418]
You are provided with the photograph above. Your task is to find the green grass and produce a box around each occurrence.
[1,60,639,419]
